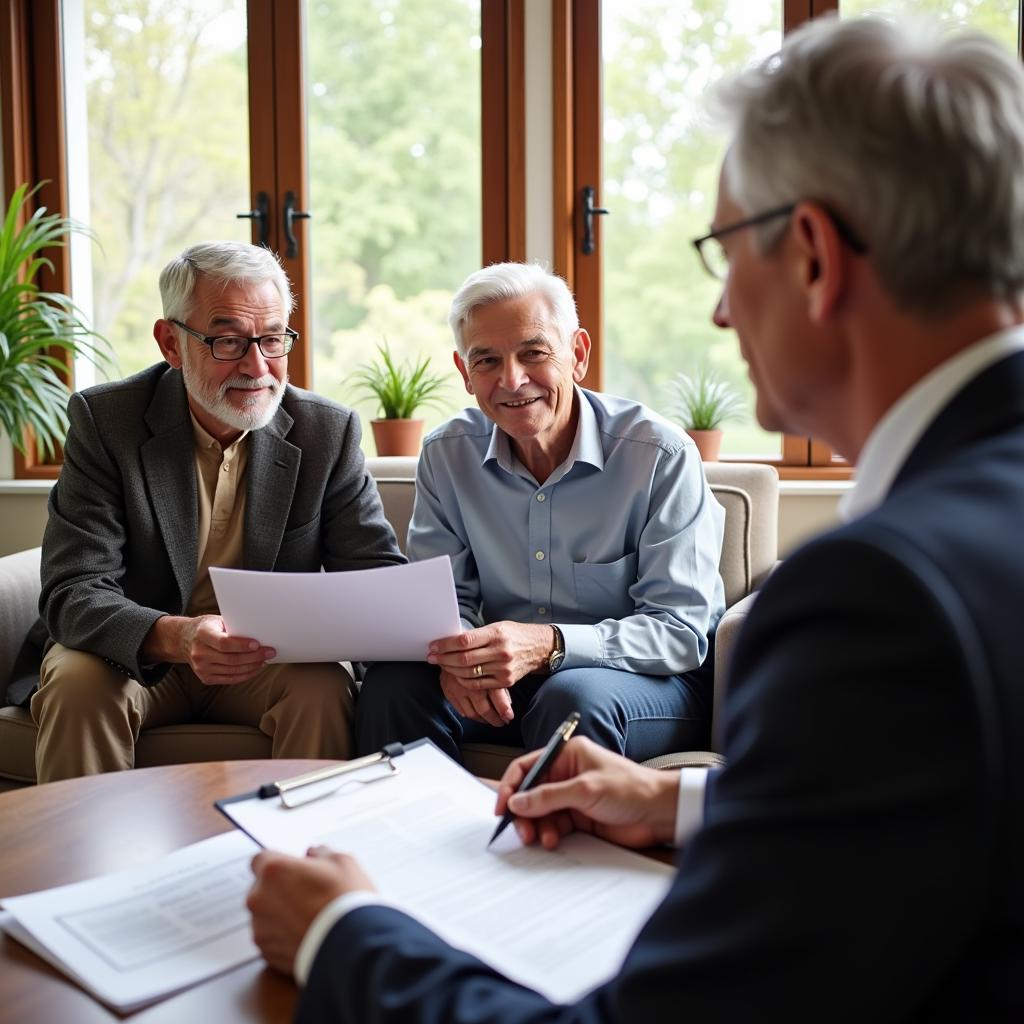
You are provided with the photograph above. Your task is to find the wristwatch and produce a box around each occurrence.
[546,625,565,674]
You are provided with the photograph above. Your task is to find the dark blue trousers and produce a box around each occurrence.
[355,660,712,762]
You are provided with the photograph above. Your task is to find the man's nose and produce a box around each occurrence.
[239,339,270,377]
[498,359,528,391]
[712,288,731,329]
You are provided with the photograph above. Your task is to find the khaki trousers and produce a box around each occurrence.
[31,644,355,783]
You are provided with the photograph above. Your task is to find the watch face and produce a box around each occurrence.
[548,650,565,672]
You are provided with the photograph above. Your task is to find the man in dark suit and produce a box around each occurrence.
[245,16,1024,1021]
[31,241,404,782]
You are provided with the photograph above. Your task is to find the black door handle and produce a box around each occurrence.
[237,191,270,247]
[581,186,609,255]
[283,191,312,258]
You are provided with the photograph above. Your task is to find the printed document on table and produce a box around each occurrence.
[210,555,461,662]
[0,830,260,1013]
[218,742,674,1004]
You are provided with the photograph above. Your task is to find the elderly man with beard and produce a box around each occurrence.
[29,241,404,782]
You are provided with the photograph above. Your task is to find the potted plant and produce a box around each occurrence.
[0,183,111,462]
[347,341,449,456]
[666,364,745,461]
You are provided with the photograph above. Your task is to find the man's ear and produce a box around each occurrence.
[570,328,592,383]
[154,319,183,368]
[791,202,847,324]
[453,350,473,394]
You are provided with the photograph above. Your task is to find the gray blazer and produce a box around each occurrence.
[38,362,405,685]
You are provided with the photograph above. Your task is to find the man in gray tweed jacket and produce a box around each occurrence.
[31,241,404,782]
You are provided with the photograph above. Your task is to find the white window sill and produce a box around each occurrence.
[778,479,853,499]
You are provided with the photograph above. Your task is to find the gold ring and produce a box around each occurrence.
[473,664,483,678]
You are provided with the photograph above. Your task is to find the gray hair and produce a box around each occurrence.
[158,241,293,323]
[448,262,580,355]
[716,15,1024,313]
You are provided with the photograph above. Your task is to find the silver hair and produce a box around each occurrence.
[448,262,580,355]
[158,241,294,323]
[715,14,1024,313]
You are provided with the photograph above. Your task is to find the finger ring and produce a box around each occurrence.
[473,664,483,678]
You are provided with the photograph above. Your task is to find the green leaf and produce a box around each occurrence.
[0,181,110,458]
[345,339,450,420]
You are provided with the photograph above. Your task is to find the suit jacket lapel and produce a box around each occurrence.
[141,369,198,610]
[893,349,1024,490]
[245,400,301,570]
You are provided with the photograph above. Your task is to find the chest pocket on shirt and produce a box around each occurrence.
[572,551,638,620]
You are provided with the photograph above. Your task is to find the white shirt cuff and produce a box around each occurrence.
[294,891,399,985]
[674,767,709,846]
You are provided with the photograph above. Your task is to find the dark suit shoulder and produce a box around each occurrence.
[76,362,175,409]
[281,383,357,422]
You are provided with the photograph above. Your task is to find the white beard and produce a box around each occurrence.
[179,346,286,433]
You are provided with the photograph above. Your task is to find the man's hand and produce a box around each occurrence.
[141,614,276,685]
[247,846,376,976]
[440,671,513,727]
[496,736,680,850]
[428,621,555,690]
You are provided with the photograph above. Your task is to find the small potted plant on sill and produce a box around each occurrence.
[347,341,449,456]
[666,364,745,462]
[0,183,112,463]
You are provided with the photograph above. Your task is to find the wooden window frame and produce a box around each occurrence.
[554,0,851,476]
[2,0,522,478]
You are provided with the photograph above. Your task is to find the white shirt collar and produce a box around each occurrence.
[840,325,1024,522]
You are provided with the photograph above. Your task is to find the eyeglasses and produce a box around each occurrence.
[170,319,297,361]
[691,203,867,280]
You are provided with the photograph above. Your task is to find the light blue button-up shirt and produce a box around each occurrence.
[408,388,726,675]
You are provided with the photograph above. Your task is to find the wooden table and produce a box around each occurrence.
[0,760,331,1023]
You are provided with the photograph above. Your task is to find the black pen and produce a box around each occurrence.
[487,712,581,848]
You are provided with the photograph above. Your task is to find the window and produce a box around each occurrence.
[599,0,782,457]
[304,0,482,436]
[66,0,252,386]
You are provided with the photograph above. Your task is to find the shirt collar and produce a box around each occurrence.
[482,387,605,476]
[189,411,248,456]
[840,325,1024,522]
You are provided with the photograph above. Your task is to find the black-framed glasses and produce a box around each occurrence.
[170,319,297,361]
[691,203,867,280]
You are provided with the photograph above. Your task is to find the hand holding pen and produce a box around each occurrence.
[493,732,682,851]
[488,712,580,847]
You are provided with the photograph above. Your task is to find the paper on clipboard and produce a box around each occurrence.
[210,555,461,662]
[216,741,674,1004]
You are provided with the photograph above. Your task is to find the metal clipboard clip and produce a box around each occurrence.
[258,742,405,809]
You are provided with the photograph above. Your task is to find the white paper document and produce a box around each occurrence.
[219,742,674,1003]
[0,830,261,1013]
[210,555,461,662]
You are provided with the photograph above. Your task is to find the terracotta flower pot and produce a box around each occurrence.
[685,428,723,462]
[371,418,424,457]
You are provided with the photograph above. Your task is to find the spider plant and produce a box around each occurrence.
[667,364,745,431]
[0,183,111,459]
[347,341,448,420]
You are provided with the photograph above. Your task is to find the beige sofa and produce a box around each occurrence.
[0,457,778,784]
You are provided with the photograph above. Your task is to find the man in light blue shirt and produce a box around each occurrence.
[356,262,725,762]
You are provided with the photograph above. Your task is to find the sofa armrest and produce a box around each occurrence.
[711,588,760,751]
[0,547,43,686]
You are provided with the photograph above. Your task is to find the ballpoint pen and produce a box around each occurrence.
[487,711,581,848]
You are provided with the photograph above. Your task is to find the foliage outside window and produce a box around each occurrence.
[303,0,479,439]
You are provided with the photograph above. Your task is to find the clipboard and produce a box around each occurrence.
[214,738,433,849]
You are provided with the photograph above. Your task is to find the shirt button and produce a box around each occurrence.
[222,463,230,472]
[535,551,545,561]
[536,493,546,502]
[538,607,547,615]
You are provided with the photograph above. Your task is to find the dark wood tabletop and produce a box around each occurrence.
[0,760,332,1023]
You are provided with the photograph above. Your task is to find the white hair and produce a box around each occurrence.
[448,262,580,355]
[159,241,293,323]
[715,15,1024,313]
